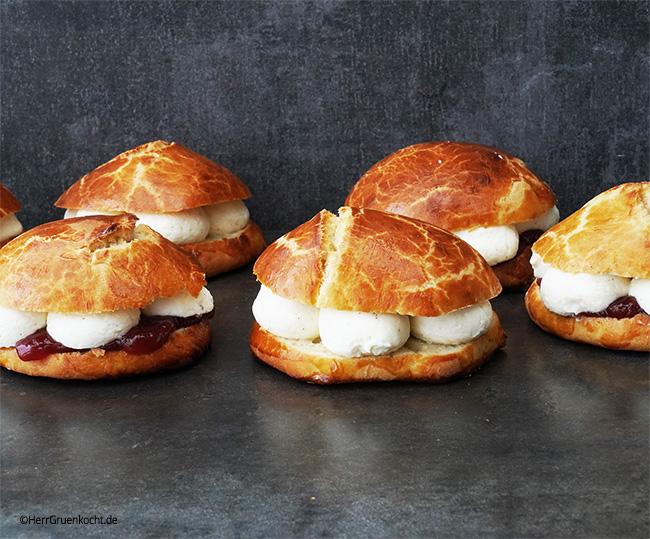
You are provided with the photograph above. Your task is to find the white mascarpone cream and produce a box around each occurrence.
[252,285,496,358]
[0,306,47,348]
[630,278,650,314]
[47,308,141,349]
[538,267,630,316]
[0,213,23,244]
[410,301,493,345]
[205,200,250,236]
[515,206,560,234]
[454,225,519,265]
[252,285,320,339]
[319,308,410,357]
[452,206,559,266]
[65,200,250,244]
[143,287,214,317]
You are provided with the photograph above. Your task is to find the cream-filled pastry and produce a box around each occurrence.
[526,182,650,351]
[0,213,214,379]
[55,140,266,277]
[346,141,559,290]
[249,206,506,384]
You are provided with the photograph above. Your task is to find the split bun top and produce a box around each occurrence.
[533,182,650,279]
[0,184,21,217]
[0,213,206,313]
[346,141,556,230]
[254,206,501,317]
[55,140,250,212]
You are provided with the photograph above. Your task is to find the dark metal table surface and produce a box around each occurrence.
[1,238,648,538]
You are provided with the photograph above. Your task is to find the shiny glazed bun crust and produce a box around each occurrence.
[525,281,650,351]
[254,206,502,318]
[183,221,267,278]
[0,318,212,380]
[250,316,506,384]
[55,140,251,213]
[532,182,650,279]
[0,213,206,313]
[346,141,557,231]
[0,183,21,217]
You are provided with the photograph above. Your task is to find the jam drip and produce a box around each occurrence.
[581,296,645,320]
[16,309,214,362]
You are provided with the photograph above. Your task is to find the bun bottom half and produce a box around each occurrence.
[525,281,650,351]
[249,315,506,384]
[492,242,535,291]
[183,221,267,278]
[0,319,212,380]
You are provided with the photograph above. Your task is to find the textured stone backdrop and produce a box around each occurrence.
[1,0,648,231]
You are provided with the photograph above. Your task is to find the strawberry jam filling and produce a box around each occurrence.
[16,310,214,362]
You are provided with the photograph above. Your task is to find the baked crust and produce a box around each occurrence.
[0,183,21,217]
[532,182,650,279]
[254,206,502,317]
[346,141,556,231]
[0,213,206,313]
[182,220,267,278]
[250,315,506,384]
[0,319,212,380]
[525,281,650,351]
[55,140,251,212]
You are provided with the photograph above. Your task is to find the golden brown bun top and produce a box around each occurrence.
[55,140,251,213]
[254,206,501,317]
[0,213,206,313]
[346,141,557,230]
[0,184,21,217]
[533,182,650,279]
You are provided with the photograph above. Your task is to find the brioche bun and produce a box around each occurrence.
[250,206,506,383]
[346,141,557,289]
[526,183,650,351]
[0,213,212,379]
[55,140,266,277]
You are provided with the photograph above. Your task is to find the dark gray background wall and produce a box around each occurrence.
[1,0,648,232]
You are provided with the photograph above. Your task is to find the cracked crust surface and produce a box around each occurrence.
[346,141,556,231]
[532,182,650,279]
[250,315,506,384]
[55,140,251,212]
[525,281,650,351]
[0,318,212,379]
[254,206,502,317]
[0,213,206,313]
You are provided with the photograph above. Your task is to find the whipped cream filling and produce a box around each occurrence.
[0,306,47,348]
[64,200,249,244]
[319,308,410,357]
[531,253,648,316]
[453,206,559,266]
[252,285,320,339]
[0,287,213,349]
[0,213,23,244]
[410,301,493,345]
[252,285,494,358]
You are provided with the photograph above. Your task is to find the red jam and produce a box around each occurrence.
[16,310,214,362]
[517,229,543,255]
[582,296,645,320]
